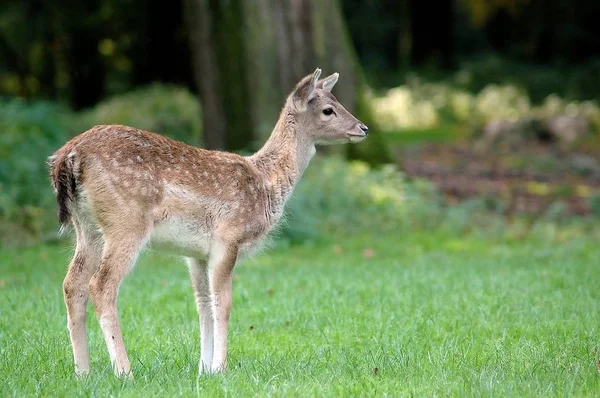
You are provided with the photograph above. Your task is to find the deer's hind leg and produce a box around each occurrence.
[88,222,150,378]
[63,220,103,376]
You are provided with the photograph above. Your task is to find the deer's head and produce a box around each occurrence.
[288,68,368,145]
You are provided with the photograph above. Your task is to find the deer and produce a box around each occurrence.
[48,68,368,379]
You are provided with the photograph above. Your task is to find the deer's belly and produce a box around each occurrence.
[148,218,211,258]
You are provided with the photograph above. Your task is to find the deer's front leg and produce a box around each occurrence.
[187,258,214,373]
[207,240,237,373]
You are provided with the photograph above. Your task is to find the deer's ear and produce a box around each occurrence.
[316,73,339,92]
[293,68,321,109]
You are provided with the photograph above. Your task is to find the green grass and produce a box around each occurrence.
[383,125,467,145]
[1,230,599,397]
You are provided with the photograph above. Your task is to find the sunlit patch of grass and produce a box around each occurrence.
[368,77,600,143]
[382,125,466,144]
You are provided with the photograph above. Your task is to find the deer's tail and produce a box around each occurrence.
[48,148,79,231]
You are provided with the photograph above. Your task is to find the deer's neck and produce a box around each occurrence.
[249,111,315,216]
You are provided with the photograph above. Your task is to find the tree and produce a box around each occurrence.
[183,0,227,149]
[184,0,390,163]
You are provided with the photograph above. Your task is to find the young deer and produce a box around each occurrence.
[49,68,367,378]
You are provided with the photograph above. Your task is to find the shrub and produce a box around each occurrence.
[0,98,78,244]
[369,75,600,147]
[80,83,202,144]
[280,155,600,245]
[280,155,443,243]
[454,56,600,104]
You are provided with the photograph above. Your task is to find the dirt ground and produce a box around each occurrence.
[393,139,600,218]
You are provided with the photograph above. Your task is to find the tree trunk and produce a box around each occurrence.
[183,0,226,149]
[208,0,254,151]
[243,0,321,145]
[185,0,391,163]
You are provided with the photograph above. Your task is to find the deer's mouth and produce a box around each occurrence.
[347,133,367,142]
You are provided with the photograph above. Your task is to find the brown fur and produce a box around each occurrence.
[49,68,367,377]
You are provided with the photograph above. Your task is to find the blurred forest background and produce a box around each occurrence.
[1,0,600,247]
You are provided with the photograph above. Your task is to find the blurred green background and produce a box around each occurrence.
[1,0,600,247]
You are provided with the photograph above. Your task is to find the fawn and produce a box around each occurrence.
[49,68,368,378]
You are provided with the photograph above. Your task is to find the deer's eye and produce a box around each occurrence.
[323,108,334,116]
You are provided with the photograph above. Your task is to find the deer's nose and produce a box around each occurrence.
[359,123,369,135]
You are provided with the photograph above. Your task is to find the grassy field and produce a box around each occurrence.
[1,230,599,397]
